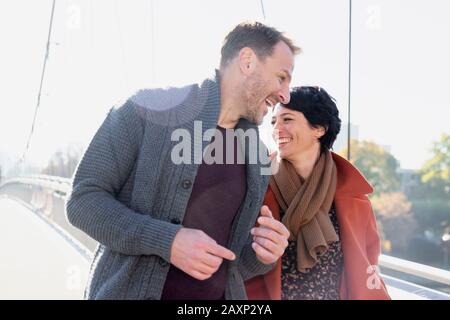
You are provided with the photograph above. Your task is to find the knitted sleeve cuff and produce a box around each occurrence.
[140,218,183,262]
[238,241,276,281]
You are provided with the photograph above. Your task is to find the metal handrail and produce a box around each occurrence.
[380,254,450,286]
[0,175,72,195]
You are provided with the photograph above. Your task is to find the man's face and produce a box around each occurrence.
[241,41,295,125]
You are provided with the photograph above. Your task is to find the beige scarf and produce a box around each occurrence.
[269,150,338,272]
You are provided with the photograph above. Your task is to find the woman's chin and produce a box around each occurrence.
[278,150,290,161]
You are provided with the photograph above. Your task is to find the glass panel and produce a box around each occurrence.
[345,0,450,273]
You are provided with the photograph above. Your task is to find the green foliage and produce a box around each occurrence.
[419,133,450,197]
[339,140,401,195]
[371,192,416,253]
[411,199,450,236]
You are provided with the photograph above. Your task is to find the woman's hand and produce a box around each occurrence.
[251,205,290,264]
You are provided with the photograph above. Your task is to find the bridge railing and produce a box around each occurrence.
[379,255,450,286]
[0,175,97,252]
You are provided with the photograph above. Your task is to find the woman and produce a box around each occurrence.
[246,86,390,300]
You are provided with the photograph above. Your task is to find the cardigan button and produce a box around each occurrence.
[171,218,181,224]
[181,179,192,189]
[159,258,168,267]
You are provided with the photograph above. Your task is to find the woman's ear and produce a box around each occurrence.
[315,126,327,139]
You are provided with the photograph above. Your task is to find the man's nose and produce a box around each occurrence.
[277,86,290,104]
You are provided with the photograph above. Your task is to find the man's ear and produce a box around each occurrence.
[238,47,256,75]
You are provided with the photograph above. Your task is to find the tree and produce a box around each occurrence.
[41,143,84,178]
[371,192,417,254]
[419,133,450,198]
[339,140,401,195]
[372,191,412,218]
[408,133,450,240]
[411,199,450,237]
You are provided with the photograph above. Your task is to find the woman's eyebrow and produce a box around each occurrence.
[279,112,295,117]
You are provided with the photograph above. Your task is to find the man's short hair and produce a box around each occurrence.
[220,21,301,69]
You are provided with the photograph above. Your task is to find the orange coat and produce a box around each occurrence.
[245,152,391,300]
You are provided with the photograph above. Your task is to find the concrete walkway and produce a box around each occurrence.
[0,197,90,299]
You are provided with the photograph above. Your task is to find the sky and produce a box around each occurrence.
[0,0,449,173]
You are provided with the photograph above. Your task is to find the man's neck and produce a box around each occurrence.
[217,69,242,129]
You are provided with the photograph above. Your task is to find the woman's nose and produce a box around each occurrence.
[272,127,280,139]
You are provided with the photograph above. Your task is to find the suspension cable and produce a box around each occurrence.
[260,0,266,21]
[21,0,57,164]
[347,0,352,160]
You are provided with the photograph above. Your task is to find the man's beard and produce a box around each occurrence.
[241,73,268,125]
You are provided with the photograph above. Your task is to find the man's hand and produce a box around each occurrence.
[251,205,290,264]
[170,228,236,280]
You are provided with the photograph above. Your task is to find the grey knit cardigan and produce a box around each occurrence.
[65,73,273,300]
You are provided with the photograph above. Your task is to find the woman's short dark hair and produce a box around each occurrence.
[282,86,341,153]
[220,21,300,69]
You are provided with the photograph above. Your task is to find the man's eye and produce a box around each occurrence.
[270,121,276,126]
[283,118,292,122]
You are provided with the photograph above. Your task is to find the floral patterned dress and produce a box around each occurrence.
[281,204,344,300]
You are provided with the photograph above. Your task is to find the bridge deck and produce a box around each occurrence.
[0,197,89,299]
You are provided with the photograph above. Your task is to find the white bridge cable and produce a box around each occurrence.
[347,0,352,160]
[259,0,266,21]
[21,0,57,164]
[150,0,155,85]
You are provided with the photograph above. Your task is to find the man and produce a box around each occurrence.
[66,21,300,300]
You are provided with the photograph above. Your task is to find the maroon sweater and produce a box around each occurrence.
[161,126,247,299]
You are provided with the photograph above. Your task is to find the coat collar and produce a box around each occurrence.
[332,152,373,196]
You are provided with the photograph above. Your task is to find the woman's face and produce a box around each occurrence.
[271,106,324,161]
